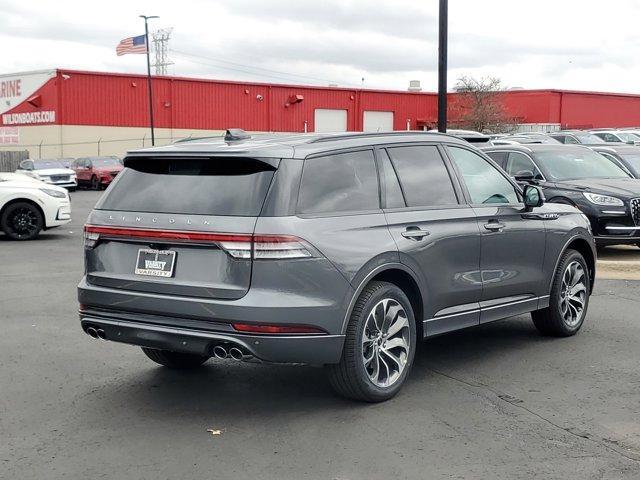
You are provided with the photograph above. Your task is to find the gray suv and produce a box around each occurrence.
[79,130,596,402]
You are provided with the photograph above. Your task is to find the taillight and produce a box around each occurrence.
[83,225,314,260]
[232,323,326,334]
[253,235,312,259]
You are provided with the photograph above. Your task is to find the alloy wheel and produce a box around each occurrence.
[361,298,411,388]
[9,207,39,238]
[560,260,587,327]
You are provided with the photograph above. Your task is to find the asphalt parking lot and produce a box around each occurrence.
[1,190,640,480]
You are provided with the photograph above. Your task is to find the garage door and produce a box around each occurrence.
[314,109,348,133]
[363,111,394,132]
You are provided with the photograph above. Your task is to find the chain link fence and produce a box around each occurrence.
[0,133,213,160]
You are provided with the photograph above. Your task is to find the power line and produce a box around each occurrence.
[172,49,358,87]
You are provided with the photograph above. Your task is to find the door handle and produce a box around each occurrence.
[401,227,430,240]
[483,222,505,232]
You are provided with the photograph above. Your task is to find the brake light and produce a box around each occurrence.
[83,225,314,259]
[232,323,326,334]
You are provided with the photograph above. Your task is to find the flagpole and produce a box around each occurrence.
[140,15,158,146]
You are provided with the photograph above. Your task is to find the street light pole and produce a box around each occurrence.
[140,15,159,145]
[437,0,448,133]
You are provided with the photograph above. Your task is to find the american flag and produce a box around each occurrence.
[116,34,147,56]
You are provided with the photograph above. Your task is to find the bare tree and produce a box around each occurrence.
[451,76,517,133]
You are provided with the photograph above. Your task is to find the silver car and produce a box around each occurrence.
[78,130,596,402]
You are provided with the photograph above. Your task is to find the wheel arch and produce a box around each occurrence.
[0,197,46,228]
[554,235,596,294]
[341,263,425,335]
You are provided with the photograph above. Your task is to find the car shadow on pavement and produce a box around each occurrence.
[84,315,552,418]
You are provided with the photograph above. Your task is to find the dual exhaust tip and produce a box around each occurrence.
[213,345,247,361]
[86,326,106,340]
[86,327,249,361]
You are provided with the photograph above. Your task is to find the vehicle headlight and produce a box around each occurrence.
[582,192,624,206]
[39,188,67,198]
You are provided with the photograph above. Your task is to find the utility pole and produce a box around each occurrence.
[152,28,174,75]
[140,15,159,145]
[437,0,448,133]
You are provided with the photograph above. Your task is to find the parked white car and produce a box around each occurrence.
[0,172,71,240]
[16,159,78,190]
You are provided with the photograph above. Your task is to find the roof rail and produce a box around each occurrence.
[308,131,440,144]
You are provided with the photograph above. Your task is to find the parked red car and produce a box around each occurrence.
[72,156,123,190]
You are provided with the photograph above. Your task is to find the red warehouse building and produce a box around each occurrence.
[2,68,640,158]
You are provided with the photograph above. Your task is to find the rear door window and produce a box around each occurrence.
[297,150,379,214]
[377,149,406,208]
[97,157,276,216]
[386,145,458,207]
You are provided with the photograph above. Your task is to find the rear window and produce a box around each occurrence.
[97,157,276,216]
[297,150,379,214]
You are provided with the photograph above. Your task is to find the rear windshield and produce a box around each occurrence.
[97,157,276,216]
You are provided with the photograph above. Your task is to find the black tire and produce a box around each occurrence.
[1,201,44,240]
[326,281,416,402]
[531,249,590,337]
[90,175,100,190]
[141,348,209,369]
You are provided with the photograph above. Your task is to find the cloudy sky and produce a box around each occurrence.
[2,0,640,93]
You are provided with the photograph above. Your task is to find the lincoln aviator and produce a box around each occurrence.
[79,130,595,402]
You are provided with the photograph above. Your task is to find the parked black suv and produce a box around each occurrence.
[79,131,595,402]
[483,144,640,247]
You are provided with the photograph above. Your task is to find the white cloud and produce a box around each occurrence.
[0,0,639,93]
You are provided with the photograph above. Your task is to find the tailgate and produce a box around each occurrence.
[84,155,278,300]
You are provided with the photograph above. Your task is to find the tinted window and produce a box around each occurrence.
[565,136,580,144]
[506,152,544,180]
[378,149,405,208]
[448,147,519,204]
[386,146,458,207]
[98,157,276,216]
[298,150,379,214]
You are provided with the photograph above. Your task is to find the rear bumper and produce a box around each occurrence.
[80,313,345,364]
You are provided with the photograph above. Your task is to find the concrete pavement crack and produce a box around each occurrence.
[427,366,640,464]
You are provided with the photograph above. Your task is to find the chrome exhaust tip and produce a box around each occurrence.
[96,329,106,340]
[213,345,228,359]
[228,347,244,360]
[86,327,98,339]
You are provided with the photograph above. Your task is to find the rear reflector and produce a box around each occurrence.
[232,323,326,335]
[84,225,313,260]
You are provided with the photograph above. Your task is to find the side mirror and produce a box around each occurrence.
[523,185,545,210]
[514,170,535,183]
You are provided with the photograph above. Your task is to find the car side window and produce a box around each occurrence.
[603,133,619,142]
[506,152,544,180]
[377,149,406,208]
[297,150,379,215]
[484,151,508,169]
[447,146,520,205]
[386,145,458,207]
[565,136,579,144]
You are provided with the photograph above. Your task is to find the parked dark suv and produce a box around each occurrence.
[483,144,640,248]
[79,131,595,402]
